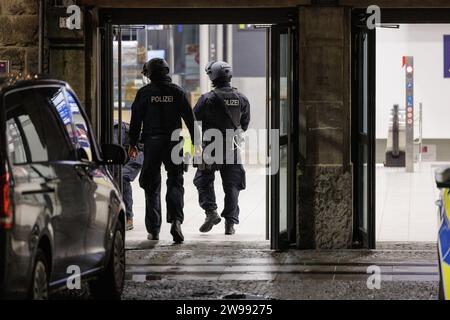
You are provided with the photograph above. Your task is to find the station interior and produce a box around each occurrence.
[113,22,450,245]
[112,24,269,243]
[376,24,450,242]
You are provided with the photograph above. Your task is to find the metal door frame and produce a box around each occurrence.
[268,23,298,250]
[98,9,299,249]
[351,11,377,249]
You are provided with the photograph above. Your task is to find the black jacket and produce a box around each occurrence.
[193,84,250,133]
[129,77,197,146]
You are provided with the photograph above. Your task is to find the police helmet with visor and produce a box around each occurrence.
[142,58,170,78]
[205,61,232,82]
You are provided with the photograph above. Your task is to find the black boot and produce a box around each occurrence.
[225,221,235,235]
[171,220,184,243]
[147,232,159,240]
[199,210,222,233]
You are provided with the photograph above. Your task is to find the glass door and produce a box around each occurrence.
[352,14,376,249]
[267,24,297,250]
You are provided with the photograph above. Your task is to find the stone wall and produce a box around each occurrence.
[46,5,86,104]
[297,7,353,249]
[0,0,39,74]
[298,165,353,249]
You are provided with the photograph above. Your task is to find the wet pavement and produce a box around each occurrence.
[121,241,439,300]
[51,241,439,300]
[123,279,438,300]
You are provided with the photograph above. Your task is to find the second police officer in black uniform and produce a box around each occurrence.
[194,61,250,235]
[128,58,199,243]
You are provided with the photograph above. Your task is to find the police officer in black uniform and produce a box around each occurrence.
[128,58,199,243]
[193,61,250,235]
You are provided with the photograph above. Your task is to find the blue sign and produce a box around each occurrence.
[407,96,413,106]
[444,35,450,78]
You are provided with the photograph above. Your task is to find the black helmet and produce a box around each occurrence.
[205,61,232,82]
[142,58,169,78]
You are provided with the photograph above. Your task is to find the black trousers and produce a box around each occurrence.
[122,152,143,219]
[193,164,246,224]
[139,136,184,234]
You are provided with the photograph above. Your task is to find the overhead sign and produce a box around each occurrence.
[238,24,260,31]
[147,25,164,31]
[444,35,450,78]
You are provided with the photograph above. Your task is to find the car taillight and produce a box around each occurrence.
[0,172,12,229]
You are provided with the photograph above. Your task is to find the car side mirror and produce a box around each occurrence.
[101,143,127,165]
[435,167,450,189]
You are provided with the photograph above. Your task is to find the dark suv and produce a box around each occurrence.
[0,77,127,299]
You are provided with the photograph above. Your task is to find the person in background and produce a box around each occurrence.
[114,122,143,231]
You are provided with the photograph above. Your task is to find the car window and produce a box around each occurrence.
[65,91,93,161]
[5,119,27,164]
[4,87,72,164]
[49,88,78,146]
[18,114,48,162]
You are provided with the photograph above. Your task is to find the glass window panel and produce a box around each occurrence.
[359,144,369,232]
[18,114,47,162]
[279,145,288,234]
[6,119,27,164]
[362,36,368,134]
[113,25,201,126]
[280,33,288,136]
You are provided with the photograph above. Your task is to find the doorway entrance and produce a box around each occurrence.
[352,9,450,249]
[98,9,299,250]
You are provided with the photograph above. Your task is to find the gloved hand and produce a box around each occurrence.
[192,144,204,169]
[128,145,138,160]
[233,129,245,150]
[194,144,203,157]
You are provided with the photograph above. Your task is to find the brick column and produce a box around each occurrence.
[297,6,353,249]
[0,0,39,74]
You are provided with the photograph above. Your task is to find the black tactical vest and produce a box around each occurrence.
[144,82,180,135]
[212,88,242,130]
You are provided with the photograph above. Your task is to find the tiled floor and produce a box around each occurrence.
[376,162,447,242]
[126,160,445,244]
[126,165,267,244]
